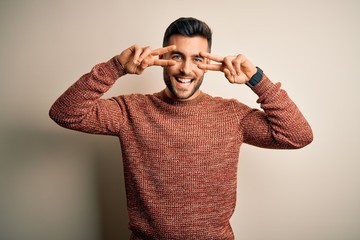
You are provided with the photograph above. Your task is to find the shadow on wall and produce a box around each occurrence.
[93,134,132,240]
[0,127,131,240]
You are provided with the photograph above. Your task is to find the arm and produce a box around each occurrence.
[239,74,313,149]
[49,45,176,135]
[198,53,313,149]
[49,57,126,135]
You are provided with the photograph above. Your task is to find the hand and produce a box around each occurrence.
[117,45,176,75]
[198,52,257,84]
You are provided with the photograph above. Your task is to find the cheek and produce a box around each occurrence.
[163,66,176,79]
[166,63,181,73]
[194,67,206,76]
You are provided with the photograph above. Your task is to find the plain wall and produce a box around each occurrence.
[1,0,359,239]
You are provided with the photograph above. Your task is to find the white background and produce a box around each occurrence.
[1,0,359,239]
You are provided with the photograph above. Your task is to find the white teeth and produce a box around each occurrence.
[177,78,192,84]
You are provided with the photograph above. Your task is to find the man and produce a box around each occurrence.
[49,17,313,239]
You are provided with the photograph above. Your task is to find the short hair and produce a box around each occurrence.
[162,17,212,51]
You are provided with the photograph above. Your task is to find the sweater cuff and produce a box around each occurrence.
[250,74,278,97]
[108,56,127,79]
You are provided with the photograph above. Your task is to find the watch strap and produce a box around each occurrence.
[246,67,263,87]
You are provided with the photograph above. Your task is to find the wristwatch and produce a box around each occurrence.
[246,67,263,87]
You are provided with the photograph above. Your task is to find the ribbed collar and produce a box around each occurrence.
[154,90,208,106]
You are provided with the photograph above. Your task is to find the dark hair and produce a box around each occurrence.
[162,17,212,51]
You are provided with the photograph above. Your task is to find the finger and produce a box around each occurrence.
[140,58,150,69]
[234,60,242,76]
[152,59,176,67]
[233,54,246,76]
[138,46,152,64]
[132,45,143,65]
[224,68,236,83]
[197,63,223,72]
[224,57,236,76]
[200,51,224,63]
[151,45,176,56]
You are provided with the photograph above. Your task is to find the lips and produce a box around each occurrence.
[175,77,193,86]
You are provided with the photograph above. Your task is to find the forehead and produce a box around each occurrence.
[168,35,209,55]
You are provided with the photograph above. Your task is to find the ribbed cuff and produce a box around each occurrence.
[108,56,127,79]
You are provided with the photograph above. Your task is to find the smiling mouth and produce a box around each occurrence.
[175,77,193,86]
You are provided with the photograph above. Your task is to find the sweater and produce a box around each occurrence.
[49,56,313,239]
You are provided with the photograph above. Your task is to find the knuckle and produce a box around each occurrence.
[232,58,240,64]
[144,46,152,52]
[142,59,149,65]
[237,54,247,62]
[224,56,231,62]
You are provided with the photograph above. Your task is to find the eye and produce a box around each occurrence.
[172,55,182,61]
[193,57,204,63]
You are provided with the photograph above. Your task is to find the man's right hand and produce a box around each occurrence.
[117,45,176,75]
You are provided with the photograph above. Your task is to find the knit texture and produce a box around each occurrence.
[49,57,313,239]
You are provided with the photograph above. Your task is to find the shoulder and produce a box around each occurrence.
[113,93,154,104]
[204,94,255,119]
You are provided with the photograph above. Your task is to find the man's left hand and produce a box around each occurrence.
[198,52,257,84]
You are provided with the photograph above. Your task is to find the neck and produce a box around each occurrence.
[159,89,205,106]
[164,88,202,102]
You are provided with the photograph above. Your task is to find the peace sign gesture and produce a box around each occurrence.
[198,52,257,84]
[117,45,176,75]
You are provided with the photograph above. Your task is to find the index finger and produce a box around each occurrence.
[151,45,176,56]
[200,51,224,63]
[152,59,176,67]
[197,63,223,72]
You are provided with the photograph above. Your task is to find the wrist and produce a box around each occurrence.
[246,67,263,87]
[110,56,127,77]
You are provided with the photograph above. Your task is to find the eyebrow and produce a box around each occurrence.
[170,50,205,59]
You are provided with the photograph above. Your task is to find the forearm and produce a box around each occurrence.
[49,56,126,134]
[242,74,313,149]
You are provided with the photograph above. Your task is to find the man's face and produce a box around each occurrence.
[162,35,209,101]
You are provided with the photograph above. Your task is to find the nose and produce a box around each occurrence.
[180,60,192,75]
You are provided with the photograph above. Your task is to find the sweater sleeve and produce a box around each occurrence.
[49,56,126,135]
[239,74,313,149]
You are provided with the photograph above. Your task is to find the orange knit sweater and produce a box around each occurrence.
[49,57,313,239]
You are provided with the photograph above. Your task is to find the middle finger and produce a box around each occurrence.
[151,45,176,56]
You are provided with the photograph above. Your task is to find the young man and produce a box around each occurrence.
[49,17,313,239]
